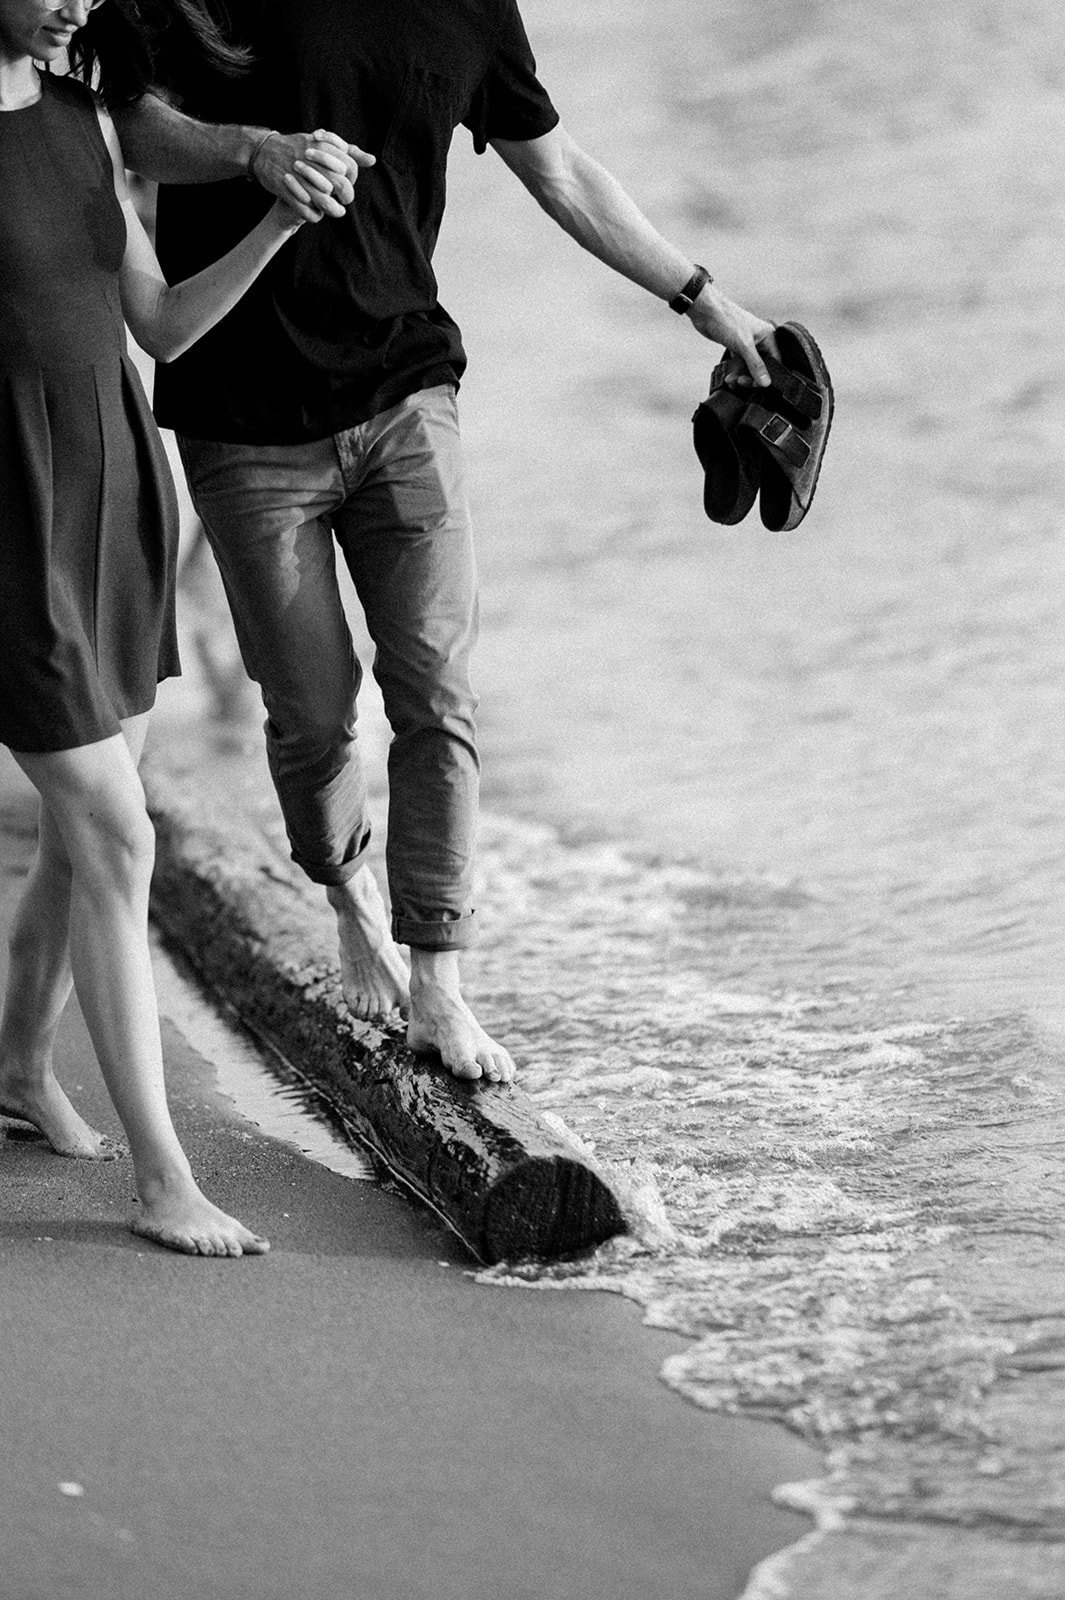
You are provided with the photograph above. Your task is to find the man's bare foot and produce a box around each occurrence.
[0,1064,124,1160]
[406,952,515,1084]
[327,868,410,1021]
[131,1172,269,1257]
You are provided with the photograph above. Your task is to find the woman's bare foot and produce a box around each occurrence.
[407,951,515,1084]
[131,1171,269,1257]
[0,1064,124,1159]
[326,869,410,1021]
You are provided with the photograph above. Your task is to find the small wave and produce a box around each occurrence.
[465,812,1065,1579]
[737,1479,849,1600]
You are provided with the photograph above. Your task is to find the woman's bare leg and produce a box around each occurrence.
[0,801,120,1156]
[10,725,267,1256]
[0,716,152,1157]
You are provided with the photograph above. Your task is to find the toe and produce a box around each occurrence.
[485,1047,515,1084]
[162,1228,199,1256]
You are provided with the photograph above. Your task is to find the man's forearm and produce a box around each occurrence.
[113,93,263,184]
[508,135,693,302]
[494,124,777,383]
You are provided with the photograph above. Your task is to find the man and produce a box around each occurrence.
[115,1,778,1085]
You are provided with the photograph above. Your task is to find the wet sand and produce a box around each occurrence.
[0,754,819,1600]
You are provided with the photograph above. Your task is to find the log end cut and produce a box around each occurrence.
[481,1154,628,1266]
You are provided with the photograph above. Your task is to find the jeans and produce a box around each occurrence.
[177,385,479,951]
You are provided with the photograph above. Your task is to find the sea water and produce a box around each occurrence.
[164,2,1065,1593]
[431,1,1065,1594]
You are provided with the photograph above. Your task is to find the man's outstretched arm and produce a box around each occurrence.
[491,123,777,384]
[114,94,374,222]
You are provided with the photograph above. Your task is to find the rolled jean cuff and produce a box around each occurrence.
[393,910,476,951]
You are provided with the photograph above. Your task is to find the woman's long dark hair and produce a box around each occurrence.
[68,0,250,109]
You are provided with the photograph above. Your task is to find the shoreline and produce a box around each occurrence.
[0,749,820,1600]
[146,679,1065,1596]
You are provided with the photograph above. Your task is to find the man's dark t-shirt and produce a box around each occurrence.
[153,0,559,443]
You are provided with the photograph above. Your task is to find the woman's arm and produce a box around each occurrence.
[99,104,306,363]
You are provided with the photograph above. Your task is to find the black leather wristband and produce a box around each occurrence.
[668,264,713,314]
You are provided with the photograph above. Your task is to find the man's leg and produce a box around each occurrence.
[176,434,409,1020]
[333,387,514,1082]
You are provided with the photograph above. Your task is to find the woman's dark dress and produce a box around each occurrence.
[0,73,179,754]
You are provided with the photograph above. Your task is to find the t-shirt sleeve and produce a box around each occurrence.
[463,0,560,154]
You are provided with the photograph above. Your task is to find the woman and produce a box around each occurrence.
[0,0,339,1255]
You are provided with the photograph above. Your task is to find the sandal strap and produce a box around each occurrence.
[707,360,734,397]
[761,354,823,422]
[743,403,811,468]
[707,357,822,424]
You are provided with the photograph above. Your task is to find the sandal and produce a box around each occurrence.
[692,357,763,525]
[740,322,833,532]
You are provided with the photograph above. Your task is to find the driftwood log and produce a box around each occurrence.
[144,767,627,1265]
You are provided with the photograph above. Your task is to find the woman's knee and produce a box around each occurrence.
[73,797,156,896]
[53,772,155,895]
[14,741,155,896]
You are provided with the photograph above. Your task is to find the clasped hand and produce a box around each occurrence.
[252,128,375,223]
